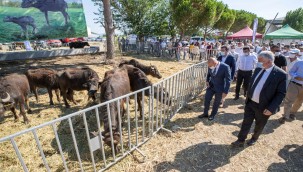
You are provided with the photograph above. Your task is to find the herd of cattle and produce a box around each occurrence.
[0,59,170,152]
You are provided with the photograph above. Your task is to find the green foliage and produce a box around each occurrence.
[283,7,303,32]
[229,10,256,32]
[256,17,266,33]
[68,2,83,8]
[214,8,236,32]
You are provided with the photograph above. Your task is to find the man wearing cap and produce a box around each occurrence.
[298,45,303,60]
[271,45,287,71]
[286,49,301,82]
[280,58,303,124]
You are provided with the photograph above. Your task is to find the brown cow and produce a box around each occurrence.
[0,74,32,124]
[25,68,60,105]
[99,67,131,153]
[57,67,100,108]
[121,64,171,118]
[119,59,162,79]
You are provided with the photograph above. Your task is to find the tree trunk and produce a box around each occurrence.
[103,0,115,59]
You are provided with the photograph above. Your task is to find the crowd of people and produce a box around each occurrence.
[198,40,303,147]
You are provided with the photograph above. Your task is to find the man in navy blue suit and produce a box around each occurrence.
[198,58,232,121]
[217,45,236,80]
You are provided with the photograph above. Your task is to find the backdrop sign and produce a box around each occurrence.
[252,18,258,43]
[0,0,87,43]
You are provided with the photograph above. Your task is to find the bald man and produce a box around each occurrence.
[198,58,232,121]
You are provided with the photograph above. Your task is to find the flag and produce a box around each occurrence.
[252,18,258,43]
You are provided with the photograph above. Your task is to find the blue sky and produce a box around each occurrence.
[82,0,303,35]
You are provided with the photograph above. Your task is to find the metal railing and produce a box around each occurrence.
[0,61,208,172]
[119,41,219,62]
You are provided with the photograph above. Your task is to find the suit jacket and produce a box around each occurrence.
[206,63,231,94]
[246,66,287,114]
[217,55,236,79]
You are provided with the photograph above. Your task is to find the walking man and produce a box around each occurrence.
[232,51,287,147]
[198,58,231,121]
[234,46,258,100]
[280,59,303,123]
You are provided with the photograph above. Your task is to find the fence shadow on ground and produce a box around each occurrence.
[267,144,303,172]
[154,142,244,172]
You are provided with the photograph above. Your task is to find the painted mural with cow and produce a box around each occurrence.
[0,0,87,42]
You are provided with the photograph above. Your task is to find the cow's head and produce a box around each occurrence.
[21,0,36,8]
[3,16,12,22]
[0,92,14,121]
[149,64,162,79]
[85,77,99,100]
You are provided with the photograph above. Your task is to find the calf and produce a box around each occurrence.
[119,59,162,79]
[99,67,131,153]
[3,16,36,38]
[57,67,100,108]
[0,74,32,124]
[69,42,90,49]
[25,68,60,105]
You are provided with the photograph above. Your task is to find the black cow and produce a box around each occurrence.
[3,16,36,38]
[119,59,162,79]
[0,74,32,124]
[25,68,60,105]
[57,67,100,108]
[21,0,70,25]
[69,42,90,49]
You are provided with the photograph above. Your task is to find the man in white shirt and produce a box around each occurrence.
[230,44,239,62]
[298,45,303,60]
[286,49,301,82]
[232,51,287,147]
[234,46,257,100]
[254,41,262,54]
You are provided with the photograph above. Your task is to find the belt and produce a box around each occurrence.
[291,81,303,87]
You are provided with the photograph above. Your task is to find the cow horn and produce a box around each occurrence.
[1,92,10,103]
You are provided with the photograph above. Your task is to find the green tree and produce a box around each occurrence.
[213,7,236,35]
[256,17,266,33]
[229,10,255,33]
[198,0,226,40]
[171,0,208,40]
[283,7,303,32]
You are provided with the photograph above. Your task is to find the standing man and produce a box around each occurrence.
[286,49,301,82]
[232,51,287,147]
[234,46,258,100]
[217,45,236,80]
[298,45,303,60]
[198,58,231,121]
[271,45,287,71]
[230,44,239,62]
[280,59,303,124]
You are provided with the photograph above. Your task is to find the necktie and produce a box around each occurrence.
[248,69,266,99]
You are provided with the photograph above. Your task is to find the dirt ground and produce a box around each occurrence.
[107,85,303,172]
[0,53,302,172]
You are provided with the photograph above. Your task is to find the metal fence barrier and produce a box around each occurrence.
[119,41,219,62]
[0,61,208,172]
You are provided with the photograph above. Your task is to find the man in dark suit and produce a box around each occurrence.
[198,58,231,121]
[232,51,287,147]
[217,45,236,80]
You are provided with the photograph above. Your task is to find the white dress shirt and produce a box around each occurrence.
[221,56,227,63]
[236,53,258,71]
[251,66,274,103]
[212,62,220,75]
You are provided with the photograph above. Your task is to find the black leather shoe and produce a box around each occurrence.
[198,114,208,118]
[247,139,257,146]
[279,117,286,124]
[233,96,239,100]
[289,114,296,120]
[208,115,215,121]
[231,140,245,147]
